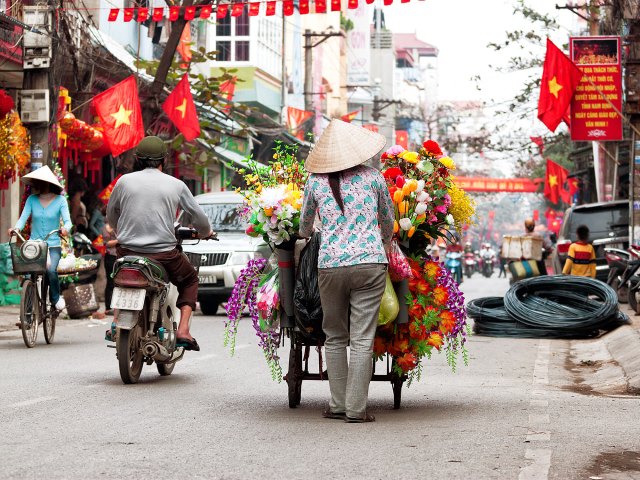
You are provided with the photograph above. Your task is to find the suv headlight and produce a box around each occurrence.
[229,252,262,265]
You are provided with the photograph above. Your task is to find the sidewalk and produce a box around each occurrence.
[0,305,20,332]
[602,302,640,393]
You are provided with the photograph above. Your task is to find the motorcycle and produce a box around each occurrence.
[481,251,495,277]
[445,251,463,284]
[605,245,640,310]
[463,252,476,278]
[107,226,216,384]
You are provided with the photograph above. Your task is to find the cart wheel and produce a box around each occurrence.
[392,375,404,410]
[287,342,303,408]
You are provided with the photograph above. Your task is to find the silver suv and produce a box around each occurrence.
[182,191,269,315]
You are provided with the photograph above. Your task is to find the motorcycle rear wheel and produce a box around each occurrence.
[629,288,639,314]
[117,326,144,384]
[612,277,629,303]
[157,362,175,376]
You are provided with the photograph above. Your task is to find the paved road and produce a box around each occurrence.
[1,271,639,479]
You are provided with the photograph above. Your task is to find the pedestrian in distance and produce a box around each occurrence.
[8,166,72,311]
[299,119,394,423]
[101,216,118,315]
[523,217,553,275]
[562,224,596,278]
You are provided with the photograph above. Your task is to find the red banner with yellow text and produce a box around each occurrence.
[455,177,539,193]
[570,36,623,141]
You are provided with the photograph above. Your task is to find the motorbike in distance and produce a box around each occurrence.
[463,251,476,278]
[605,244,640,308]
[107,225,217,384]
[445,250,463,284]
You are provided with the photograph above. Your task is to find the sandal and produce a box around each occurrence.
[176,337,200,351]
[345,413,375,423]
[322,409,346,420]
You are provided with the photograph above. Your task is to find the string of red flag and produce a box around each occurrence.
[107,0,408,22]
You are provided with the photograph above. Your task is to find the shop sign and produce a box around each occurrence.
[570,36,623,142]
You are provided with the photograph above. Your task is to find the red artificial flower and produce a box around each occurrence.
[427,331,444,350]
[382,167,402,181]
[408,301,424,320]
[373,336,387,356]
[424,261,441,278]
[396,352,418,372]
[395,175,406,188]
[409,321,426,340]
[409,277,431,296]
[381,152,389,161]
[422,140,443,157]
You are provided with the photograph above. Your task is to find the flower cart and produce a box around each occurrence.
[225,139,474,409]
[59,254,100,318]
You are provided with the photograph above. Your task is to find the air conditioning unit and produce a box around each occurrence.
[20,89,49,123]
[22,6,52,70]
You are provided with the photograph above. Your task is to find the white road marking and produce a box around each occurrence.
[519,340,553,480]
[9,396,57,408]
[519,449,553,480]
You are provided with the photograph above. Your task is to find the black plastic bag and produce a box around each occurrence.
[294,233,325,343]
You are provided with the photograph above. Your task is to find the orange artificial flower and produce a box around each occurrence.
[408,226,416,238]
[373,336,387,356]
[393,221,399,233]
[409,321,425,340]
[427,331,444,349]
[439,310,457,335]
[433,286,449,305]
[393,189,404,204]
[398,200,409,216]
[396,352,418,372]
[424,261,441,278]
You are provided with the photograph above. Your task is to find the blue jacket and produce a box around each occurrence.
[15,195,72,247]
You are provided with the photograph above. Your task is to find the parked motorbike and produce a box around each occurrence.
[605,245,640,305]
[445,251,463,284]
[72,231,99,257]
[463,252,476,278]
[107,226,217,384]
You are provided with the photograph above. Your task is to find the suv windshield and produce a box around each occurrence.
[567,206,628,241]
[201,203,245,232]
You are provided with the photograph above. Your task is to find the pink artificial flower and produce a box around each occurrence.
[435,204,448,214]
[386,145,405,156]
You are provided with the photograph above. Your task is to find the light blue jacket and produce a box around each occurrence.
[15,195,73,247]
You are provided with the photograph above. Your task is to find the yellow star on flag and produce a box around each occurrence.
[548,76,563,99]
[110,105,133,128]
[175,99,187,119]
[548,174,558,188]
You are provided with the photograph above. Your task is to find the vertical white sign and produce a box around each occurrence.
[346,4,371,86]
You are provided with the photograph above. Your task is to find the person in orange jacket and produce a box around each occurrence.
[562,224,596,278]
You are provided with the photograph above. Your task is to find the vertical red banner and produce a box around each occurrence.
[266,1,276,15]
[299,0,310,14]
[184,5,196,19]
[248,2,260,15]
[331,0,341,10]
[315,0,327,13]
[216,4,228,18]
[570,36,623,141]
[152,7,164,21]
[283,0,295,15]
[169,5,180,20]
[123,8,134,21]
[199,5,212,18]
[137,7,149,22]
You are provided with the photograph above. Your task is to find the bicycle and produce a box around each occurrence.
[10,229,62,348]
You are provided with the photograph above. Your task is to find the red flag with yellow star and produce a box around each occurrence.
[92,76,144,156]
[537,39,583,133]
[340,109,360,123]
[543,159,568,204]
[162,74,200,141]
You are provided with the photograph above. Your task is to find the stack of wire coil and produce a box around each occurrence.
[468,275,628,338]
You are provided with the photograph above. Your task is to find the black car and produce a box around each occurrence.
[551,200,629,281]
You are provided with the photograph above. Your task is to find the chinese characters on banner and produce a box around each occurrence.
[570,36,623,141]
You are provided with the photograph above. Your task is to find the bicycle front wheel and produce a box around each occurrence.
[42,278,56,344]
[20,279,38,348]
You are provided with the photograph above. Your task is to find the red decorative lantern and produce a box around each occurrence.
[0,90,15,119]
[60,112,76,131]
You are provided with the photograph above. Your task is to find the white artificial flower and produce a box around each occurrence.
[417,160,434,174]
[445,214,454,225]
[399,218,412,231]
[415,179,425,193]
[415,203,428,215]
[417,191,431,202]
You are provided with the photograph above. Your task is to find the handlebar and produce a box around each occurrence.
[175,226,218,241]
[10,229,65,243]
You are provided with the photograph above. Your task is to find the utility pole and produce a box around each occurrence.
[21,4,54,168]
[372,96,399,123]
[625,1,640,244]
[303,29,343,114]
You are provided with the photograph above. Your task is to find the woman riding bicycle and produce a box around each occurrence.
[8,166,72,311]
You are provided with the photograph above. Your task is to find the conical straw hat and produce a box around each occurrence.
[21,165,63,192]
[304,119,387,174]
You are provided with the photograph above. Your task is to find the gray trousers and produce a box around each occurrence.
[318,263,387,418]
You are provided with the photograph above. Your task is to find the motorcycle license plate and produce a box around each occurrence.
[198,275,217,284]
[111,287,146,311]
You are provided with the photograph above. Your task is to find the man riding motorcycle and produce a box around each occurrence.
[106,136,214,351]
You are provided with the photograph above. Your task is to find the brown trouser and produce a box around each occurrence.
[116,247,198,309]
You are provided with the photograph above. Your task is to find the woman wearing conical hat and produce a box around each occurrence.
[299,119,394,423]
[8,166,72,311]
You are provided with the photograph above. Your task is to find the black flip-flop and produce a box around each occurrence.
[176,337,200,351]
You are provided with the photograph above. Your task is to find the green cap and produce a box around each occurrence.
[135,136,167,160]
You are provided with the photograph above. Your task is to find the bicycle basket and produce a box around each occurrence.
[184,252,201,274]
[10,239,48,274]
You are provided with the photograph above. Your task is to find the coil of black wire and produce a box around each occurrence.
[468,275,628,339]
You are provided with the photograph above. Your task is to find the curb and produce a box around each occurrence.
[602,324,640,394]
